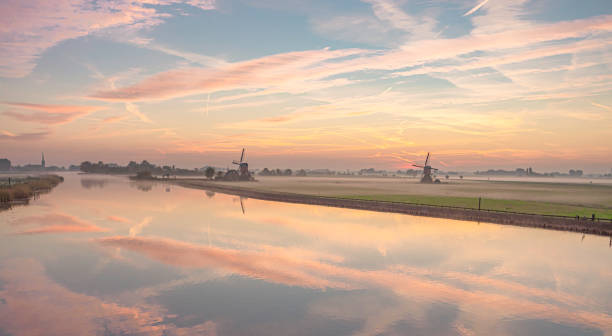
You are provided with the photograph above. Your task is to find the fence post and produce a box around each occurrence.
[478,197,481,211]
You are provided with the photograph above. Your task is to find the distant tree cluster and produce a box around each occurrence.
[474,167,587,177]
[395,169,420,176]
[258,168,293,176]
[358,168,381,175]
[476,168,527,176]
[80,160,203,176]
[569,169,583,177]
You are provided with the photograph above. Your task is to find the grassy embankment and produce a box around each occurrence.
[0,175,64,204]
[339,194,612,219]
[209,176,612,220]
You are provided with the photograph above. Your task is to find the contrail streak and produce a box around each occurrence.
[463,0,490,16]
[591,102,611,111]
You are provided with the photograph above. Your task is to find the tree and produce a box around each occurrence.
[284,169,292,176]
[0,158,11,171]
[205,167,215,179]
[80,161,92,172]
[569,169,583,177]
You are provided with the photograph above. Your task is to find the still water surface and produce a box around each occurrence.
[0,174,610,335]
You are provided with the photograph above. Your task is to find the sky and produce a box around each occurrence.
[0,0,611,172]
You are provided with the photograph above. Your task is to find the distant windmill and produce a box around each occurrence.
[232,148,251,180]
[218,148,253,181]
[413,152,439,183]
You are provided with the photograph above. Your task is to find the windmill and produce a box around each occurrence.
[229,148,252,181]
[413,152,439,183]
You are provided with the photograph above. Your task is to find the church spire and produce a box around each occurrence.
[41,152,45,168]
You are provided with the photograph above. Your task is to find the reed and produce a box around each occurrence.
[0,175,64,204]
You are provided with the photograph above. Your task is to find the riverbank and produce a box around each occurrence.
[175,178,612,236]
[0,175,64,209]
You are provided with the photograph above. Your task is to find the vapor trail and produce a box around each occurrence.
[125,102,152,123]
[463,0,490,16]
[591,102,611,111]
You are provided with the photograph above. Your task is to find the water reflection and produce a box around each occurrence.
[131,181,154,192]
[0,173,610,336]
[80,178,108,189]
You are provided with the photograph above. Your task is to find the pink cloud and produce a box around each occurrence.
[88,15,612,103]
[97,236,350,289]
[102,115,128,123]
[95,235,612,332]
[11,212,107,235]
[0,130,50,141]
[0,0,216,78]
[90,48,370,101]
[2,102,103,125]
[107,215,132,223]
[0,259,218,335]
[15,225,107,235]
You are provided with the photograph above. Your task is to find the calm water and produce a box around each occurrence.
[0,174,610,336]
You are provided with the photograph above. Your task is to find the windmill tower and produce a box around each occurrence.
[412,152,439,183]
[231,148,252,181]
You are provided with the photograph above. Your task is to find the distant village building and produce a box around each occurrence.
[0,158,10,171]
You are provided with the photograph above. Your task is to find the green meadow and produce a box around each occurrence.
[338,194,612,219]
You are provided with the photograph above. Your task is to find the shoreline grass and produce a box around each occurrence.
[338,194,612,220]
[0,175,64,204]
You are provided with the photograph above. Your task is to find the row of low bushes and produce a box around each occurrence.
[0,175,64,203]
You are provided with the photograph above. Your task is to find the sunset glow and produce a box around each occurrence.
[1,0,611,171]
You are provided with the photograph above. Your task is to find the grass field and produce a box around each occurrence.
[205,176,612,219]
[340,194,612,219]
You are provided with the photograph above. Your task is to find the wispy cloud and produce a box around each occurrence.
[102,115,128,123]
[2,102,103,125]
[15,225,106,235]
[89,15,612,106]
[95,235,612,331]
[90,48,369,101]
[0,0,217,78]
[107,215,132,224]
[362,0,436,39]
[11,212,107,235]
[0,259,216,335]
[0,130,50,141]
